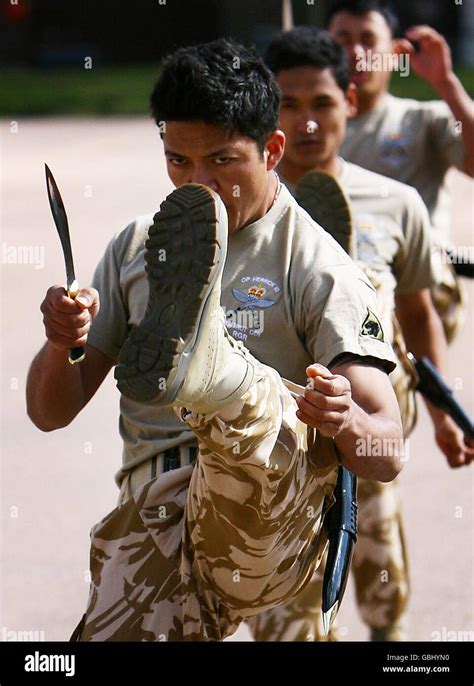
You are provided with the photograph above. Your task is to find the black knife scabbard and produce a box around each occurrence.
[321,466,358,631]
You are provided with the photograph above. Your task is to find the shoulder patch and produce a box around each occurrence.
[361,308,384,341]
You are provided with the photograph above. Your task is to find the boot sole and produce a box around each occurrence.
[115,184,227,403]
[295,171,355,258]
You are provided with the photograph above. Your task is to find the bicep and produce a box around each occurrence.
[332,361,401,422]
[80,343,115,406]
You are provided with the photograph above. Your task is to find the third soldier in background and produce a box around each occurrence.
[328,0,474,342]
[247,25,473,642]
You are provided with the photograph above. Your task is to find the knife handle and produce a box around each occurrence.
[67,281,86,365]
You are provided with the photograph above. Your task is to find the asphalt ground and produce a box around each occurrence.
[0,118,472,642]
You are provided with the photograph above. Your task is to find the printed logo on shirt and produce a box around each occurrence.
[360,308,384,341]
[356,215,386,266]
[380,132,413,167]
[224,275,281,342]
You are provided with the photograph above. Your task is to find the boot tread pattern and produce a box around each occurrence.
[115,185,221,402]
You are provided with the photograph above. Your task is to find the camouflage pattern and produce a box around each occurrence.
[249,478,409,640]
[76,363,339,641]
[352,478,409,630]
[247,563,338,642]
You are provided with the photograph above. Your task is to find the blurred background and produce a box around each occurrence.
[1,0,474,115]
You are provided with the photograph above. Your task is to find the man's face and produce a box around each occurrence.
[329,10,394,99]
[276,66,353,174]
[163,122,283,232]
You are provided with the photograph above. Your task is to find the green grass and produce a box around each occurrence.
[0,65,160,116]
[1,65,473,116]
[389,67,474,100]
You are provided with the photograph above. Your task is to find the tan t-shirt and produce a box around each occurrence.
[282,160,434,342]
[88,185,396,486]
[340,93,465,244]
[340,158,434,291]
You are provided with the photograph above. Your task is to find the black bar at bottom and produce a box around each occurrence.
[0,640,471,684]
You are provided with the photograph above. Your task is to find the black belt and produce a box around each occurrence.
[150,446,198,478]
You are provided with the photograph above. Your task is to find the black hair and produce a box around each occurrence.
[326,0,400,37]
[150,38,280,152]
[265,26,350,92]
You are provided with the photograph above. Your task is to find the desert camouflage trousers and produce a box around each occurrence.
[248,477,409,640]
[75,364,339,641]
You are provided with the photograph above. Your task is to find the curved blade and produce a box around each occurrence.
[45,163,76,289]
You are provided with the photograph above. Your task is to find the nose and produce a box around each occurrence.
[296,111,318,134]
[188,166,219,192]
[347,42,366,67]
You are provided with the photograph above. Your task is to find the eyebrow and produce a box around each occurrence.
[165,147,235,158]
[334,28,377,40]
[281,94,334,102]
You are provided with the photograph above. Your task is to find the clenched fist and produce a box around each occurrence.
[295,363,353,438]
[434,413,474,469]
[396,26,453,89]
[40,286,100,352]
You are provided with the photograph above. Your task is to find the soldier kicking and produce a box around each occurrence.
[26,39,403,641]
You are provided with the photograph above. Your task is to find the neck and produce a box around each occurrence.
[280,156,341,185]
[265,171,280,213]
[236,172,279,232]
[355,89,387,117]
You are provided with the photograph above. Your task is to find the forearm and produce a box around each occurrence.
[26,342,85,431]
[435,73,474,176]
[334,401,403,482]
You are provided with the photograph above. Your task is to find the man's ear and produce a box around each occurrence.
[265,130,286,171]
[345,83,358,119]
